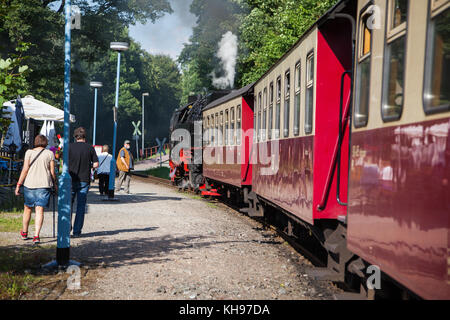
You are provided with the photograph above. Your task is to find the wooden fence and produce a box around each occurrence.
[140,143,170,160]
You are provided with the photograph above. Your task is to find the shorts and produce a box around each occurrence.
[24,187,51,208]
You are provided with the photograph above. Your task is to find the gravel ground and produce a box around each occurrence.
[2,178,343,300]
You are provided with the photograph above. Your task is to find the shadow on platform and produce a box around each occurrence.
[87,194,184,205]
[79,226,159,238]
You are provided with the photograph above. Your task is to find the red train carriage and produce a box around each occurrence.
[250,0,356,282]
[347,0,450,299]
[202,84,254,200]
[193,0,449,299]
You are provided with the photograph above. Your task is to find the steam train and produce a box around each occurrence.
[169,0,450,300]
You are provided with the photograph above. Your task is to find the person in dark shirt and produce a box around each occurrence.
[69,127,99,237]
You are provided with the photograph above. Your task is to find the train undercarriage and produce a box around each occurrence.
[196,178,421,300]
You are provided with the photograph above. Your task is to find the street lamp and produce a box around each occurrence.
[44,0,79,269]
[108,42,129,199]
[142,92,149,159]
[90,81,103,146]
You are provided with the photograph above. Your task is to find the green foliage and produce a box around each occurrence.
[0,213,33,233]
[0,0,174,108]
[237,0,339,86]
[0,0,181,152]
[0,41,31,135]
[0,272,34,300]
[178,0,339,94]
[71,35,181,152]
[0,244,55,300]
[142,166,170,180]
[178,0,245,103]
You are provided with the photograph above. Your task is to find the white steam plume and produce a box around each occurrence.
[211,31,238,89]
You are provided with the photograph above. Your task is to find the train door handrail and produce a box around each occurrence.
[336,70,353,206]
[317,70,352,212]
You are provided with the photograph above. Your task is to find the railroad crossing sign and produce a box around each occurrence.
[156,138,167,156]
[156,138,166,167]
[132,121,141,136]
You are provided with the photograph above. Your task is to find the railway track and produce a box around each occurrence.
[131,172,327,269]
[130,172,363,299]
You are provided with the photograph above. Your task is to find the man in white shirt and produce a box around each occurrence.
[97,145,112,195]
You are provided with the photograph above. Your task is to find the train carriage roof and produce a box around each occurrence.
[253,0,352,84]
[203,82,255,112]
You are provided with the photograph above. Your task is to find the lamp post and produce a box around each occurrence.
[108,42,129,199]
[44,0,78,269]
[90,81,103,146]
[142,92,149,159]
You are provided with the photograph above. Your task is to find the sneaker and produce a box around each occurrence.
[72,233,81,238]
[20,231,28,240]
[33,236,40,244]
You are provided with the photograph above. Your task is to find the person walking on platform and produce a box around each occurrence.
[69,127,99,237]
[15,135,57,244]
[115,140,134,194]
[97,145,112,196]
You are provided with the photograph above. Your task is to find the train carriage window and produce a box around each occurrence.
[391,0,408,30]
[225,109,229,146]
[275,77,281,139]
[284,70,291,138]
[362,20,372,56]
[424,3,450,114]
[231,107,235,146]
[206,116,209,145]
[269,82,274,140]
[305,53,314,135]
[294,62,301,136]
[237,105,242,145]
[432,0,450,11]
[263,88,267,141]
[382,0,408,122]
[258,92,262,142]
[254,96,257,143]
[203,117,206,144]
[354,10,373,128]
[210,115,213,145]
[220,111,224,146]
[216,112,219,146]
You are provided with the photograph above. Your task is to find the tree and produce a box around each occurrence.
[0,0,173,107]
[178,0,339,92]
[0,0,182,153]
[70,34,181,154]
[178,0,245,103]
[0,42,31,135]
[237,0,339,86]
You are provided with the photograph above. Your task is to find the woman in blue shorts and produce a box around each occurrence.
[15,135,57,244]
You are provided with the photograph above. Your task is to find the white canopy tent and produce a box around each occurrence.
[2,95,75,122]
[2,95,75,151]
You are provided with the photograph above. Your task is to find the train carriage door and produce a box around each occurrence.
[313,2,356,221]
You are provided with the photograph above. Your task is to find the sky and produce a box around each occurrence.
[129,0,197,61]
[49,0,197,62]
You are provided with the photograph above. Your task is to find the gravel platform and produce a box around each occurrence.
[2,178,343,300]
